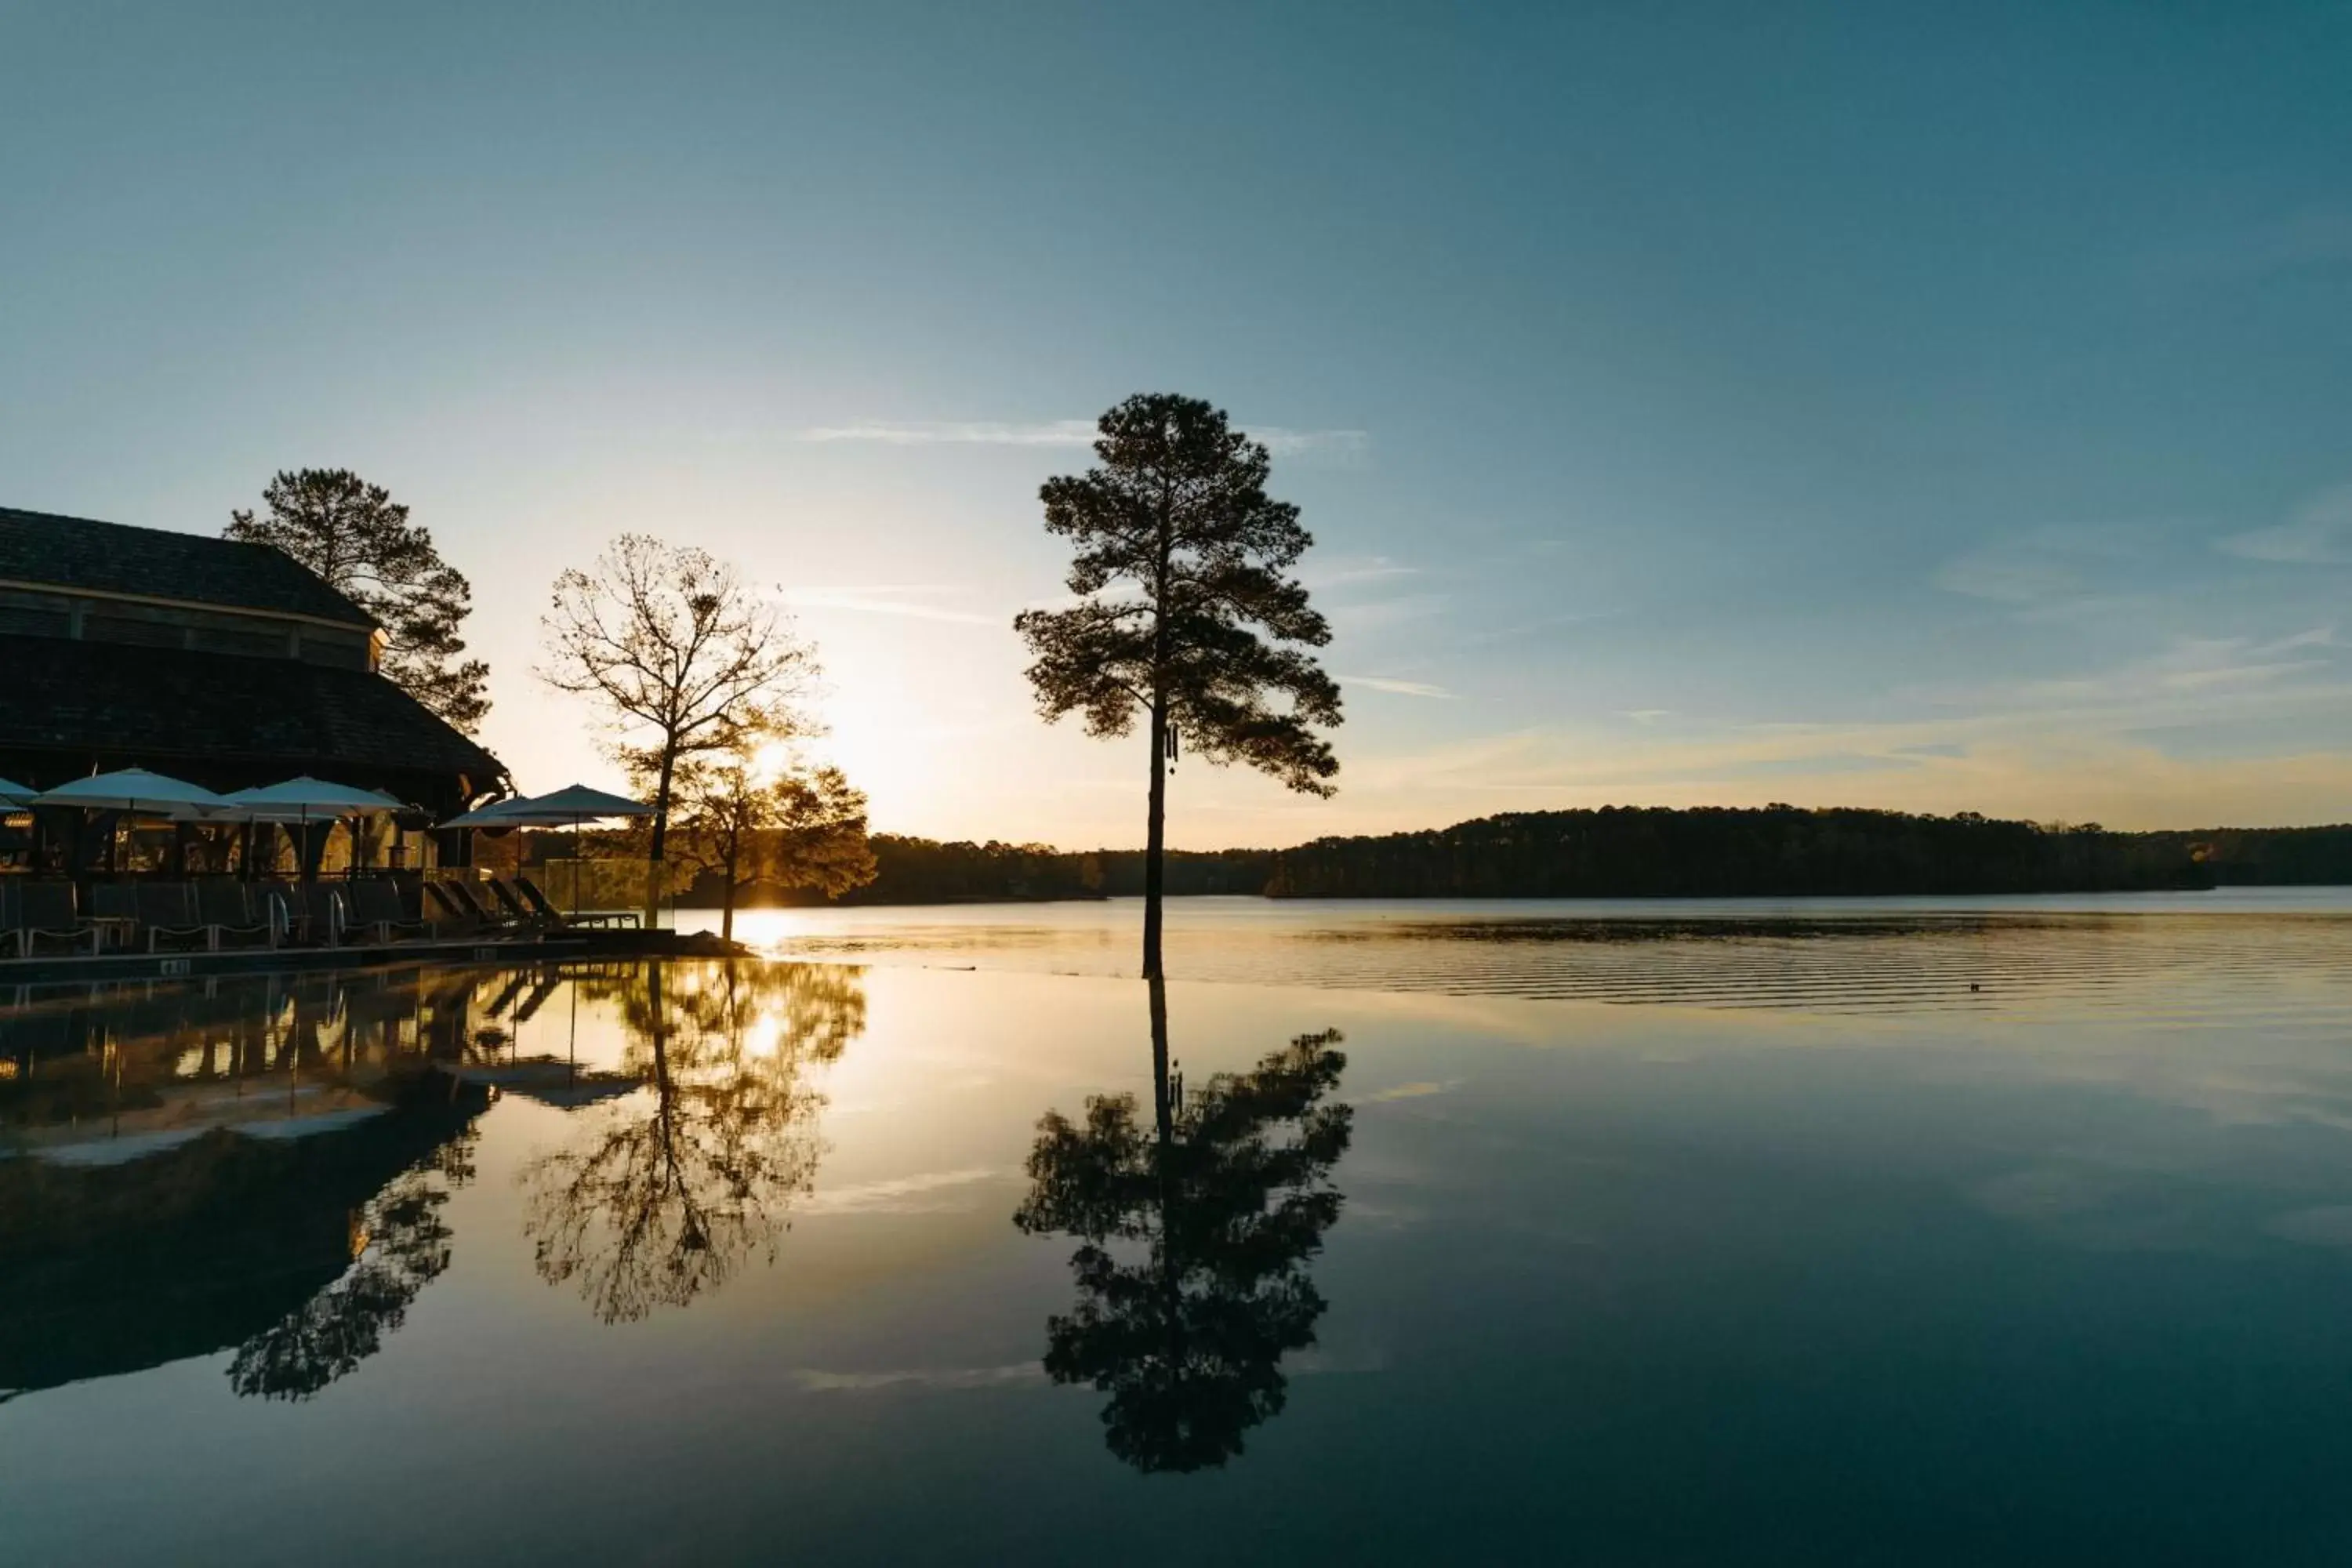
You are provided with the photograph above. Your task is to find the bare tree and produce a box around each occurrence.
[538,535,817,923]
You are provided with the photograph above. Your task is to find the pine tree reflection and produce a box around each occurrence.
[1014,979,1352,1472]
[227,1123,478,1399]
[520,961,864,1323]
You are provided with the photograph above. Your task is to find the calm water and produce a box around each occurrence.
[8,898,2352,1563]
[698,888,2352,1018]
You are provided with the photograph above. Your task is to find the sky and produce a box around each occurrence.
[4,2,2350,847]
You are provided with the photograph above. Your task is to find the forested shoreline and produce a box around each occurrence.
[652,805,2352,907]
[1258,808,2211,898]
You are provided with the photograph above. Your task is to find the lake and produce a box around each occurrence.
[9,893,2352,1564]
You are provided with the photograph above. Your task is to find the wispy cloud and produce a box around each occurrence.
[1304,557,1419,590]
[795,1363,1048,1392]
[2218,484,2352,565]
[799,419,1098,447]
[1456,610,1607,647]
[1343,674,1453,699]
[1621,709,1673,725]
[1933,523,2153,607]
[802,1166,1013,1213]
[1334,625,2352,826]
[797,419,1369,456]
[782,585,1001,626]
[1360,1079,1460,1103]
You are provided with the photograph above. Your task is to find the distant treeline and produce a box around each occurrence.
[1261,807,2212,898]
[656,809,2352,909]
[670,834,1274,907]
[2143,826,2352,887]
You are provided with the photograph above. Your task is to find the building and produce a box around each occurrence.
[0,507,508,824]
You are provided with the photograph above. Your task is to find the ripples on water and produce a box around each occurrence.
[729,900,2352,1020]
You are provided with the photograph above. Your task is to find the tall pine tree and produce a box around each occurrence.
[228,469,491,732]
[1015,394,1341,978]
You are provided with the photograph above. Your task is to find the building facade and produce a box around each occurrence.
[0,507,508,825]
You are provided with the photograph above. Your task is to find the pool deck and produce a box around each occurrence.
[0,926,744,985]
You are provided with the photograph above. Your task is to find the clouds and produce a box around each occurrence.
[1931,523,2152,608]
[2217,485,2352,566]
[797,419,1369,457]
[1343,675,1453,699]
[1323,613,2352,830]
[782,583,1001,626]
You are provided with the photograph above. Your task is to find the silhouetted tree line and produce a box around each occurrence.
[1262,807,2216,898]
[641,809,2352,906]
[661,833,1274,906]
[2137,826,2352,886]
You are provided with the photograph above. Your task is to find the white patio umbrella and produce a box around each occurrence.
[441,786,654,913]
[438,795,547,829]
[438,794,557,890]
[0,776,35,808]
[32,768,238,873]
[33,768,236,815]
[220,777,405,877]
[525,785,655,915]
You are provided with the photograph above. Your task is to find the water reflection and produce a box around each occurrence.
[1015,978,1352,1472]
[520,962,866,1323]
[0,964,497,1403]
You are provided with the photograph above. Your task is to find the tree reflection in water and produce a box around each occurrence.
[228,1125,479,1399]
[520,961,866,1323]
[1015,978,1352,1472]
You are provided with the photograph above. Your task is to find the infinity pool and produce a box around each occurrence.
[7,906,2352,1563]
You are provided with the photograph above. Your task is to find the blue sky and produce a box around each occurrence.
[5,2,2350,844]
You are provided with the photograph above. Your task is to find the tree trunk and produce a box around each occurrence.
[1148,975,1171,1139]
[721,834,739,943]
[645,746,677,927]
[1149,975,1182,1383]
[1142,699,1167,978]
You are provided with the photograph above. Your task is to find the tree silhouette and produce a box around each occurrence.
[669,740,877,941]
[520,962,863,1323]
[227,1127,479,1399]
[1014,980,1351,1472]
[1014,394,1342,978]
[538,536,822,924]
[227,467,491,733]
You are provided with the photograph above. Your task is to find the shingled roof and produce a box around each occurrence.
[0,633,504,791]
[0,508,376,629]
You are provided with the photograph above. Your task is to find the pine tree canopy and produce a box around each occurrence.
[1014,394,1342,797]
[227,467,491,733]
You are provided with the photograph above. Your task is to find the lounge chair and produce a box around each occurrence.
[484,877,539,926]
[421,880,483,933]
[7,881,100,957]
[438,880,514,931]
[197,881,276,950]
[347,880,430,943]
[514,873,640,930]
[136,883,212,953]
